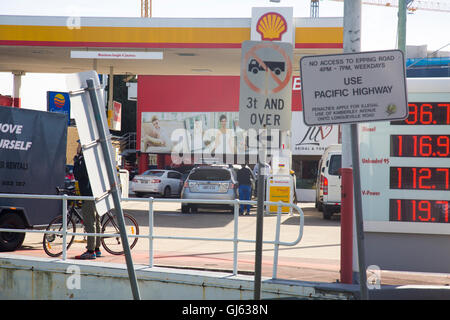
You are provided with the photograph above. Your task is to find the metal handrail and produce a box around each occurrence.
[0,192,304,279]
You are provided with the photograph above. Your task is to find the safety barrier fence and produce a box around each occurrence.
[0,193,304,279]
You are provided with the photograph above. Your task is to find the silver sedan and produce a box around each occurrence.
[131,169,183,198]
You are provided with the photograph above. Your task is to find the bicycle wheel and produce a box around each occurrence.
[101,213,139,255]
[43,215,76,257]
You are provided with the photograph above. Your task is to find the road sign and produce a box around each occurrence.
[300,50,408,126]
[239,40,293,130]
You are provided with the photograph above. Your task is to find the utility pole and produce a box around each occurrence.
[342,0,369,301]
[397,0,407,53]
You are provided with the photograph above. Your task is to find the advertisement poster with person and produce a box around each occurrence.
[140,111,252,156]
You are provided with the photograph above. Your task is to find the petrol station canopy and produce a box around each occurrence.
[0,15,343,75]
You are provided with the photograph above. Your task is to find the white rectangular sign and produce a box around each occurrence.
[71,51,163,60]
[300,50,408,126]
[239,40,293,130]
[66,71,116,216]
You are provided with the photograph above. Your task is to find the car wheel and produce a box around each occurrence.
[181,204,190,213]
[163,186,171,198]
[0,213,26,251]
[323,205,333,220]
[317,201,323,212]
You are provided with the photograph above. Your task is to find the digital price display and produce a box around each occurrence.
[391,102,450,125]
[390,135,450,157]
[390,167,450,191]
[389,199,449,223]
[359,79,450,273]
[386,102,450,225]
[360,98,450,229]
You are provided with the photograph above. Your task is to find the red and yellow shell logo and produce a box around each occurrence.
[53,93,65,108]
[256,12,287,41]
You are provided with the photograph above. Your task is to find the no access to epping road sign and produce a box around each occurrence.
[300,50,408,126]
[239,40,293,131]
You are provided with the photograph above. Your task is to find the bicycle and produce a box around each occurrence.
[43,187,139,257]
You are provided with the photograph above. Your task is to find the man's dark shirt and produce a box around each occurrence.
[237,167,254,186]
[73,153,93,196]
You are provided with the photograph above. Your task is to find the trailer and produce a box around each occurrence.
[0,106,67,251]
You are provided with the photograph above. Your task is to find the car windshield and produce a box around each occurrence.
[143,170,164,177]
[189,169,231,181]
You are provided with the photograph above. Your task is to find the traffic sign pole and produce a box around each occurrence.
[343,0,368,300]
[254,153,265,300]
[238,41,293,300]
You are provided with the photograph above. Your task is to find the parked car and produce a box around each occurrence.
[181,165,238,213]
[315,144,342,220]
[132,169,183,198]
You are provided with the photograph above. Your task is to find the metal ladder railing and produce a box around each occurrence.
[0,193,304,279]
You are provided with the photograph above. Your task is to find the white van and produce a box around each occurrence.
[315,144,341,219]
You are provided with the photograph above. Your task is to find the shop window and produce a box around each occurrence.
[293,158,319,189]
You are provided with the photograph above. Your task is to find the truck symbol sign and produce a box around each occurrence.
[248,59,285,75]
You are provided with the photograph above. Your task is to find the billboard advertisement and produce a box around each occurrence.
[0,106,67,225]
[140,111,271,163]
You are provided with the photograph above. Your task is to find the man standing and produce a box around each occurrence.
[73,141,102,259]
[237,163,255,215]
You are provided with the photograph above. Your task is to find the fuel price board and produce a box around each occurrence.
[359,78,450,273]
[360,99,450,228]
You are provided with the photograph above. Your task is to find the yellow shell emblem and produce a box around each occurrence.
[256,12,287,41]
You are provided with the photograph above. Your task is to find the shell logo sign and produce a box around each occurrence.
[251,7,294,44]
[256,12,287,41]
[53,93,66,108]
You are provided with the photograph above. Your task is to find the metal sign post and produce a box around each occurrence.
[254,152,265,300]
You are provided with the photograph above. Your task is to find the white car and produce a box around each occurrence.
[132,169,183,198]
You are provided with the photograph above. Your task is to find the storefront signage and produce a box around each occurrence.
[251,7,294,44]
[71,51,163,60]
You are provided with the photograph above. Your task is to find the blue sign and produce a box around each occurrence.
[47,91,71,125]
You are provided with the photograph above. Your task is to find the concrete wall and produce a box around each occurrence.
[0,255,356,300]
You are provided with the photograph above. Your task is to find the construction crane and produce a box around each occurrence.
[311,0,320,17]
[330,0,450,13]
[141,0,152,17]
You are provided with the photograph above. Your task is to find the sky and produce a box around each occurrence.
[0,0,449,111]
